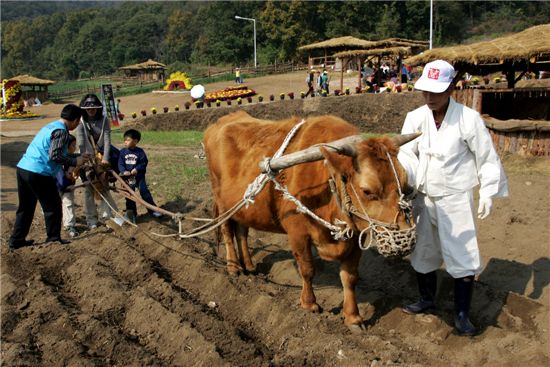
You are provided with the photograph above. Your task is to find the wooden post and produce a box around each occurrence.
[357,56,362,90]
[377,56,382,89]
[340,58,344,92]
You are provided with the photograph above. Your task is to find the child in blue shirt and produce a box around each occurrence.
[56,134,80,238]
[118,129,161,223]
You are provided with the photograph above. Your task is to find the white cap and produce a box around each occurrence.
[414,60,455,93]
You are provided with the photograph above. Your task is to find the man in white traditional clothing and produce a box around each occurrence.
[398,60,509,336]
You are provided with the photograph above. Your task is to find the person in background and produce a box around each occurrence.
[9,104,88,249]
[118,129,162,223]
[398,60,509,336]
[56,134,80,238]
[320,70,330,95]
[76,93,121,229]
[235,68,241,84]
[401,63,410,84]
[305,70,315,97]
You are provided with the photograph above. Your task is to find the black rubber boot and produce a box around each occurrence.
[8,239,34,251]
[403,271,437,314]
[454,276,477,336]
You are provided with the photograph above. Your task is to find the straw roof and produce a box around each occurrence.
[298,36,374,51]
[9,74,55,85]
[383,38,429,46]
[334,47,413,59]
[405,24,550,67]
[366,39,428,50]
[119,59,167,70]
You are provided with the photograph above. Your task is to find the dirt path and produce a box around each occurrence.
[1,132,549,366]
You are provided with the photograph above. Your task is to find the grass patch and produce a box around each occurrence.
[109,130,207,202]
[111,130,203,146]
[146,148,209,202]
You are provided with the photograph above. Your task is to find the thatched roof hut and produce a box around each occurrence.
[298,36,376,70]
[334,46,414,59]
[298,36,374,51]
[9,74,56,101]
[405,24,550,88]
[9,74,55,85]
[332,41,426,91]
[119,59,167,81]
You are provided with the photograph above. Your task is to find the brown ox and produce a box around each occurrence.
[204,110,415,329]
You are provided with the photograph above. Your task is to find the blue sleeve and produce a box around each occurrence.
[135,148,148,172]
[55,167,72,192]
[118,149,126,173]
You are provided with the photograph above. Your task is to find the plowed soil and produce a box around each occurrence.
[2,77,550,366]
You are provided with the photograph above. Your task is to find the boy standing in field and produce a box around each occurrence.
[118,129,162,223]
[56,134,80,238]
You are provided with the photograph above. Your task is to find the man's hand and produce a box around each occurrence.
[131,168,138,175]
[122,171,131,176]
[101,159,109,166]
[75,156,86,166]
[477,197,493,220]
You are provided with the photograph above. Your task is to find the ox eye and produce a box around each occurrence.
[362,189,379,200]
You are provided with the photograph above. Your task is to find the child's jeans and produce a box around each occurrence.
[125,176,157,214]
[61,191,76,228]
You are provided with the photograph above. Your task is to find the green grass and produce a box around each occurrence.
[48,79,115,93]
[111,130,204,146]
[146,152,209,201]
[110,130,208,202]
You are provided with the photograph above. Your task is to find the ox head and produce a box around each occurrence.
[319,133,419,253]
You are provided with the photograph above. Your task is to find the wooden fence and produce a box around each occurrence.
[49,62,309,100]
[453,88,550,156]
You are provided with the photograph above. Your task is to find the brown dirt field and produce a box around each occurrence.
[2,73,550,366]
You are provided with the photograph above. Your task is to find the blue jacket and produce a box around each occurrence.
[56,168,75,193]
[118,147,148,180]
[18,120,67,176]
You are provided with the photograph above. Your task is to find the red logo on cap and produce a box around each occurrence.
[427,68,440,80]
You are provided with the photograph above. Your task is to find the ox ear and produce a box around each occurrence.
[320,146,353,176]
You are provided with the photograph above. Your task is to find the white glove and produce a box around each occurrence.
[477,197,493,220]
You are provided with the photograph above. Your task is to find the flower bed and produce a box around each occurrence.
[204,85,256,102]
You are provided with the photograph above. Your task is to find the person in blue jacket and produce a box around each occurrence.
[9,104,89,250]
[118,129,162,223]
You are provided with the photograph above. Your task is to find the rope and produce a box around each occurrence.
[270,177,353,241]
[245,119,306,206]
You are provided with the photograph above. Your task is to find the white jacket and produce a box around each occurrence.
[398,98,508,198]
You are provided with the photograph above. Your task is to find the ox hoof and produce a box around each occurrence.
[244,264,257,273]
[227,265,242,276]
[302,302,322,313]
[347,323,366,334]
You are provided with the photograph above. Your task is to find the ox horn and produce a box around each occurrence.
[392,132,422,146]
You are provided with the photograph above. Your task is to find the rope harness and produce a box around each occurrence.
[88,119,415,257]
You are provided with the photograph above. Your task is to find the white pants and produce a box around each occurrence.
[410,191,482,279]
[61,191,76,228]
[84,185,118,226]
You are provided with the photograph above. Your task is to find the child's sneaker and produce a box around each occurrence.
[66,227,79,238]
[151,211,162,218]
